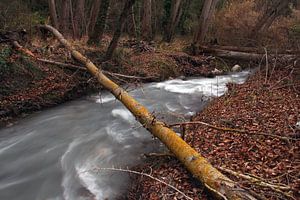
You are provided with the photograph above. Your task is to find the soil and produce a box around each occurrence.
[127,63,300,200]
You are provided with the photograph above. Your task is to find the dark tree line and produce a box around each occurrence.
[1,0,296,59]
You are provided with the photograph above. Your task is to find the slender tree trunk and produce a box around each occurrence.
[87,0,101,34]
[193,0,219,46]
[48,0,59,29]
[163,0,183,42]
[60,0,71,35]
[251,0,291,36]
[152,0,157,38]
[131,5,138,38]
[88,0,110,44]
[178,0,192,35]
[105,0,136,61]
[69,0,76,39]
[41,24,257,200]
[141,0,152,41]
[73,0,86,39]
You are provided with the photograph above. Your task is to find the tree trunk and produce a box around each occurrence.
[163,0,183,42]
[105,0,136,61]
[152,0,157,38]
[88,0,110,44]
[193,0,219,46]
[141,0,152,41]
[251,0,291,36]
[41,24,257,200]
[48,0,59,29]
[194,46,297,61]
[60,0,71,35]
[87,0,101,34]
[73,0,86,39]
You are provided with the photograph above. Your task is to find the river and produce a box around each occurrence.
[0,71,250,200]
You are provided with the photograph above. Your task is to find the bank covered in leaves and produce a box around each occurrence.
[128,62,300,200]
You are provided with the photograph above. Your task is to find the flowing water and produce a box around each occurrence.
[0,71,250,200]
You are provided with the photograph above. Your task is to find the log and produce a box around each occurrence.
[40,24,256,200]
[205,45,300,55]
[194,46,297,61]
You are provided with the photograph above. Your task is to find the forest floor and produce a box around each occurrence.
[127,64,300,200]
[1,36,299,200]
[0,37,229,127]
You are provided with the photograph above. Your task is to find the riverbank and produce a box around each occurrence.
[127,64,300,199]
[0,38,229,127]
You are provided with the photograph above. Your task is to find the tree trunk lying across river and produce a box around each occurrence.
[40,24,256,200]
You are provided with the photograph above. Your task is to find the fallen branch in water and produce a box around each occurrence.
[40,24,257,200]
[89,167,193,200]
[169,121,296,142]
[143,152,174,157]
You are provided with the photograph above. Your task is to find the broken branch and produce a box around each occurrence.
[169,121,296,142]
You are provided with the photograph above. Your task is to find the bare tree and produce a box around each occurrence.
[87,0,102,34]
[141,0,152,41]
[88,0,110,44]
[60,0,71,35]
[193,0,219,46]
[251,0,294,37]
[48,0,59,29]
[73,0,86,39]
[163,0,184,42]
[105,0,136,60]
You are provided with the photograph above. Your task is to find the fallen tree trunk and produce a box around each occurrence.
[40,24,256,200]
[194,46,297,61]
[204,45,300,55]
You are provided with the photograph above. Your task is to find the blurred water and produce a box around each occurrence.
[0,71,250,200]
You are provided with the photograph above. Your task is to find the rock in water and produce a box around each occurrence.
[212,68,223,75]
[296,121,300,130]
[232,64,242,72]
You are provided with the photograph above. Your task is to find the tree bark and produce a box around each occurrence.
[251,0,291,37]
[193,0,219,46]
[60,0,71,35]
[87,0,101,34]
[48,0,59,29]
[141,0,152,41]
[105,0,136,61]
[88,0,110,44]
[163,0,183,42]
[73,0,86,39]
[41,24,257,200]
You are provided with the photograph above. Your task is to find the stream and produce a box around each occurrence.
[0,71,250,200]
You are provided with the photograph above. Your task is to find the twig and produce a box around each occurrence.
[88,167,193,200]
[169,121,297,142]
[264,48,269,84]
[143,152,174,157]
[37,58,156,80]
[10,40,157,81]
[218,167,291,191]
[217,167,295,200]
